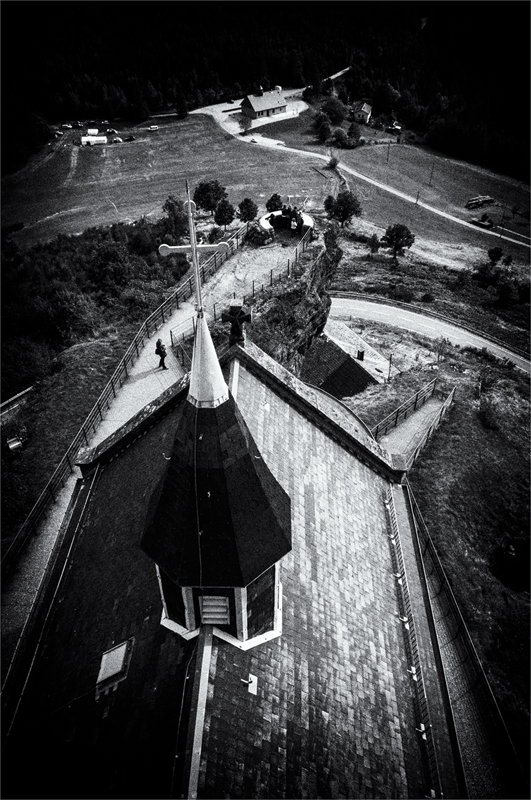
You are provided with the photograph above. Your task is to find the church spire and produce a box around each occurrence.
[187,313,229,408]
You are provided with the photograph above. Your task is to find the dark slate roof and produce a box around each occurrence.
[141,394,291,587]
[300,334,351,386]
[242,89,287,112]
[2,344,465,800]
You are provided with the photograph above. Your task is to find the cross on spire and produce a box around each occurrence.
[159,182,230,408]
[221,300,252,347]
[158,180,229,314]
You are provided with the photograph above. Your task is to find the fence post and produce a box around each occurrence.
[252,280,255,297]
[270,270,273,286]
[170,330,174,347]
[287,261,290,277]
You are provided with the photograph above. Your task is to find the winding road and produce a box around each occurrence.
[197,94,530,252]
[329,295,530,373]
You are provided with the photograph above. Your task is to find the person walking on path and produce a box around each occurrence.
[155,339,169,370]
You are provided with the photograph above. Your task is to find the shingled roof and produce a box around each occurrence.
[140,313,291,587]
[243,88,286,113]
[4,339,523,800]
[140,393,291,587]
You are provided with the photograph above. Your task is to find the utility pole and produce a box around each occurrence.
[415,191,420,205]
[428,162,434,187]
[387,353,393,383]
[387,142,390,164]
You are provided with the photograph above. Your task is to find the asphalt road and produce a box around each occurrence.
[330,296,531,374]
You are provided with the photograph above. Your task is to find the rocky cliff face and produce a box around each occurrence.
[243,227,343,376]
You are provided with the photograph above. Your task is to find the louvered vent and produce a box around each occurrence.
[200,595,230,625]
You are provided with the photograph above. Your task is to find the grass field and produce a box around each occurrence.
[1,115,339,249]
[3,111,530,264]
[253,110,531,256]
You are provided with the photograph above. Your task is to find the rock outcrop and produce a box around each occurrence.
[243,226,343,375]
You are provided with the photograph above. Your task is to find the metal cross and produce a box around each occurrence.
[158,180,229,315]
[221,301,252,346]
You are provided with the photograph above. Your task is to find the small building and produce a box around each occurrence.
[81,136,107,146]
[87,128,99,135]
[241,87,287,120]
[352,101,372,124]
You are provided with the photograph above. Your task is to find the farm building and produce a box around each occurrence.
[241,86,287,120]
[352,100,372,123]
[81,135,107,146]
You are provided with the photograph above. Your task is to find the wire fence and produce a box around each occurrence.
[404,387,456,470]
[384,489,444,798]
[1,225,249,577]
[371,379,438,440]
[330,291,530,361]
[404,482,529,797]
[170,224,315,345]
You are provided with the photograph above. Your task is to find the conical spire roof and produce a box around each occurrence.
[141,314,291,588]
[188,314,229,408]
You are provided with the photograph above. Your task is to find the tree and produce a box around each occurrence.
[214,199,235,230]
[162,195,188,238]
[381,224,415,260]
[318,119,332,143]
[238,198,258,222]
[266,193,283,212]
[321,97,347,124]
[324,191,362,227]
[331,128,349,148]
[367,234,380,259]
[347,121,361,143]
[488,246,503,267]
[239,114,252,134]
[193,180,228,215]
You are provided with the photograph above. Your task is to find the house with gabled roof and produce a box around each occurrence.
[241,87,287,120]
[352,100,372,123]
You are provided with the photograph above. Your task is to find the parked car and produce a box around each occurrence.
[149,125,159,131]
[54,131,64,137]
[125,135,135,142]
[112,137,123,143]
[61,123,72,129]
[106,128,118,134]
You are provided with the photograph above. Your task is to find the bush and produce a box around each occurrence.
[208,226,223,243]
[421,292,434,302]
[266,193,283,212]
[478,395,500,430]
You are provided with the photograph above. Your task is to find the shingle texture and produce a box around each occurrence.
[242,89,287,113]
[301,335,377,398]
[2,347,462,800]
[141,394,292,587]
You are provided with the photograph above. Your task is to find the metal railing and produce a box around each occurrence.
[371,379,438,440]
[0,387,35,421]
[169,224,316,344]
[384,489,443,797]
[330,291,530,361]
[1,225,249,576]
[405,483,529,796]
[405,387,456,470]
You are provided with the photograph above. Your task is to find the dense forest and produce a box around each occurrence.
[2,2,529,180]
[1,199,190,401]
